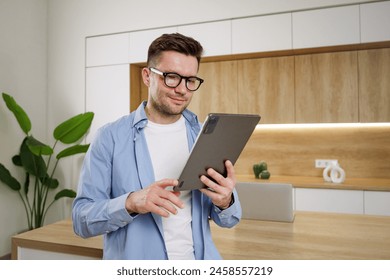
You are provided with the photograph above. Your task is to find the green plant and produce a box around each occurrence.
[0,92,94,230]
[253,161,267,179]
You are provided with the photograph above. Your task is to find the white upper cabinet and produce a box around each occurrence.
[360,1,390,43]
[86,65,130,142]
[128,27,178,63]
[86,33,130,67]
[232,13,292,54]
[292,5,360,49]
[178,20,231,57]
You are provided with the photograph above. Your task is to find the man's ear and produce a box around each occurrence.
[141,67,150,87]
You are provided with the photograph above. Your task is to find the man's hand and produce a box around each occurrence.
[199,160,236,209]
[125,179,184,217]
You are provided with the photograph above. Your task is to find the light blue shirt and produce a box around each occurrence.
[72,102,242,259]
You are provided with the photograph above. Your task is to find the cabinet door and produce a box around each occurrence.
[86,65,130,142]
[292,5,360,48]
[364,191,390,216]
[232,13,292,54]
[178,21,231,56]
[237,56,295,124]
[295,51,359,123]
[188,60,238,122]
[17,247,100,260]
[360,1,390,43]
[295,188,364,214]
[358,48,390,122]
[86,33,130,67]
[128,27,178,63]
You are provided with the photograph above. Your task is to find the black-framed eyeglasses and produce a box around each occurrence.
[149,67,204,92]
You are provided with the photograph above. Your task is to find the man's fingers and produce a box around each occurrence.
[126,179,184,217]
[225,160,236,183]
[158,178,179,189]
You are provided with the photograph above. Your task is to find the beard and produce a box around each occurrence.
[149,95,189,118]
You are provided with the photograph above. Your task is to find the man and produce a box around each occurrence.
[72,33,241,260]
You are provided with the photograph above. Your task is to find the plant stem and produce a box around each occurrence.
[18,191,32,230]
[40,141,60,226]
[42,200,56,225]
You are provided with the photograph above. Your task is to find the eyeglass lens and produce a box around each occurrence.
[164,73,201,91]
[165,73,201,91]
[150,68,203,91]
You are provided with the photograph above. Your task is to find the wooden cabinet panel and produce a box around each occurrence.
[188,60,238,122]
[358,48,390,122]
[131,46,390,124]
[129,64,148,112]
[237,57,295,124]
[295,52,359,123]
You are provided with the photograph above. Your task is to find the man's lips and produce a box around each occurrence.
[169,96,187,104]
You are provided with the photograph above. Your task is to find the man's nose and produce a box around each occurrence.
[175,79,187,94]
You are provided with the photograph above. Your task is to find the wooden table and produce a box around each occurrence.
[12,219,103,260]
[211,211,390,259]
[12,212,390,259]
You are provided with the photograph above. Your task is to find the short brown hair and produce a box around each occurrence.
[147,33,203,67]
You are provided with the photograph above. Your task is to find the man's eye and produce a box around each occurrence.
[166,74,180,81]
[187,78,196,85]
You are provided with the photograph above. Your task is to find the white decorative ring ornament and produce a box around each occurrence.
[330,165,346,184]
[322,164,333,182]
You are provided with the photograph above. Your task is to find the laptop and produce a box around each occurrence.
[235,182,295,222]
[174,113,260,191]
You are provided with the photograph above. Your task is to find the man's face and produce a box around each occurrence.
[144,51,199,123]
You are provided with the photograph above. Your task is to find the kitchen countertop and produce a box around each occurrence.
[211,211,390,259]
[11,219,103,259]
[236,174,390,191]
[12,211,390,260]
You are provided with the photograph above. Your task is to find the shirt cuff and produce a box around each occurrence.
[107,192,136,225]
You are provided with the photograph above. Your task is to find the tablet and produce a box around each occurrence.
[174,113,260,191]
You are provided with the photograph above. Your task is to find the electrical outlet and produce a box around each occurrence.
[315,159,338,168]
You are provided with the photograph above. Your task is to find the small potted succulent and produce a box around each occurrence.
[253,161,271,179]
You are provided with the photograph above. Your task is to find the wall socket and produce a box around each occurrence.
[315,159,338,168]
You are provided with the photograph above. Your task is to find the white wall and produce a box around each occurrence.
[0,0,377,257]
[0,0,48,256]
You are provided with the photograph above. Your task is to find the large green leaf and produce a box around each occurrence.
[26,136,53,156]
[2,93,31,135]
[41,175,59,189]
[12,155,22,166]
[20,137,47,178]
[0,163,21,191]
[53,112,94,144]
[54,189,77,200]
[56,144,90,159]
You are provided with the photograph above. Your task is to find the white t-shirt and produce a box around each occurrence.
[144,116,195,260]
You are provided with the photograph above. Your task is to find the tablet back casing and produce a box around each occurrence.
[174,113,260,191]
